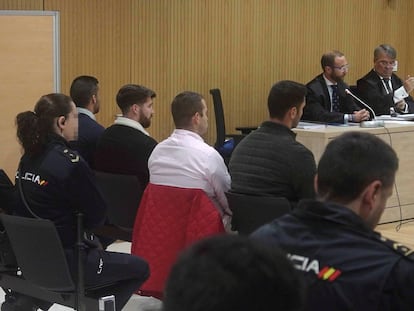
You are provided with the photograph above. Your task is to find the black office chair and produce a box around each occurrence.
[93,171,143,242]
[0,169,16,214]
[0,214,112,310]
[226,192,291,235]
[209,89,246,163]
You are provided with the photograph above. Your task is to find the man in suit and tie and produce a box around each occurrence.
[303,50,370,124]
[357,44,414,116]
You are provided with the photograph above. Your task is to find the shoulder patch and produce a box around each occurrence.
[379,235,414,259]
[62,148,80,163]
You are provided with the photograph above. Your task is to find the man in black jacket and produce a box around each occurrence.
[229,80,316,207]
[357,44,414,116]
[303,50,370,124]
[252,131,414,311]
[94,84,158,188]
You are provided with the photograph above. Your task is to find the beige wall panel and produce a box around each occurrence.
[45,0,132,127]
[0,14,55,178]
[130,0,412,144]
[0,0,42,10]
[1,0,413,147]
[406,0,414,79]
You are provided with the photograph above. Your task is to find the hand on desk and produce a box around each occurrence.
[353,109,370,122]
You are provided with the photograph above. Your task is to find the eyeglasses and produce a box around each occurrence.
[331,64,349,72]
[377,60,396,67]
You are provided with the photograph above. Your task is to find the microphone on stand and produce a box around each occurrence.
[345,89,384,128]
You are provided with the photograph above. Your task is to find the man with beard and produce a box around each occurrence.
[229,80,316,207]
[302,50,370,124]
[94,84,157,188]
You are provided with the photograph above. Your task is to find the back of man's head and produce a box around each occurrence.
[163,235,304,311]
[267,80,306,120]
[171,91,204,129]
[69,75,99,108]
[116,84,156,114]
[317,131,398,203]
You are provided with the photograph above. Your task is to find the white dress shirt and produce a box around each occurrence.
[375,72,409,112]
[149,129,231,219]
[379,77,409,106]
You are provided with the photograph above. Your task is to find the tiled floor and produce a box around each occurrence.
[0,242,163,311]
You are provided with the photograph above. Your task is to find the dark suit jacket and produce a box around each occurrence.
[94,124,157,188]
[357,69,414,116]
[70,113,105,168]
[303,74,361,124]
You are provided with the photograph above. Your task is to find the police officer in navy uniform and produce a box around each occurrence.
[252,131,414,311]
[3,94,149,311]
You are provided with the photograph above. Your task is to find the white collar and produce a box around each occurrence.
[77,107,96,120]
[374,69,391,80]
[114,116,150,136]
[173,129,203,141]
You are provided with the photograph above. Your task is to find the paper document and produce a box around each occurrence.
[297,122,326,129]
[377,114,414,121]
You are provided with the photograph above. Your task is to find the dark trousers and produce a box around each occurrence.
[66,248,150,310]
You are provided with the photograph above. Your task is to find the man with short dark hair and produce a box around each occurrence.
[149,91,231,225]
[303,50,369,123]
[94,84,157,188]
[163,235,305,311]
[252,131,414,310]
[229,80,316,206]
[357,44,414,115]
[69,75,104,167]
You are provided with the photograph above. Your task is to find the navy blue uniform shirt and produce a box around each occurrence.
[252,200,414,311]
[15,134,107,248]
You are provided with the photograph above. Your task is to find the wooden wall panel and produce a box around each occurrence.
[0,13,56,178]
[0,0,413,147]
[0,0,42,10]
[129,0,413,144]
[44,0,132,127]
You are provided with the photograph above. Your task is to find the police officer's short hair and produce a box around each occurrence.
[317,132,398,202]
[116,84,156,115]
[163,235,305,311]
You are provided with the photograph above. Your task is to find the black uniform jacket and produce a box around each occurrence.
[252,200,414,311]
[15,134,107,248]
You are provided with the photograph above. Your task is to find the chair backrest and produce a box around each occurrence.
[131,183,225,299]
[226,192,291,235]
[94,171,142,229]
[0,214,75,291]
[209,88,227,149]
[0,169,15,214]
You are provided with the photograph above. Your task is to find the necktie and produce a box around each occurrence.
[331,85,340,112]
[383,78,392,94]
